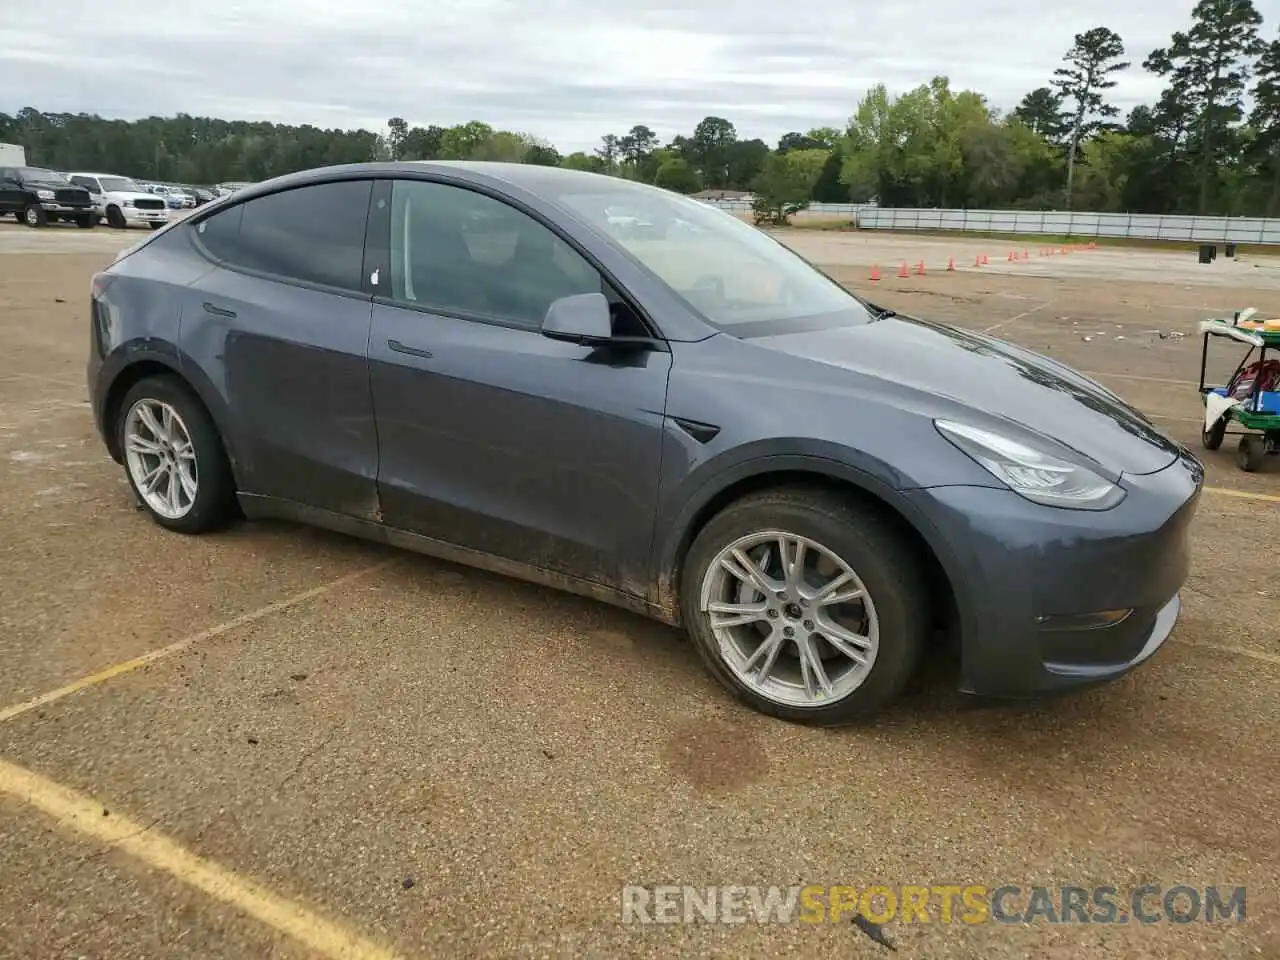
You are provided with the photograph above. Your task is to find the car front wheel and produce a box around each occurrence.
[116,376,236,533]
[681,487,929,725]
[22,204,46,227]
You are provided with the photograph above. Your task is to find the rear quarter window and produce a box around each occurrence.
[193,180,372,293]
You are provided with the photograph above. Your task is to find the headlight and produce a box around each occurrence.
[35,189,55,200]
[122,199,134,208]
[935,420,1125,510]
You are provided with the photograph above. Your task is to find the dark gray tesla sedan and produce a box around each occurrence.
[86,161,1203,724]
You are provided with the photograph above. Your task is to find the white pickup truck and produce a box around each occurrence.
[65,172,169,229]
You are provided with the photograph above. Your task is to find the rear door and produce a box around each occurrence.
[182,178,381,518]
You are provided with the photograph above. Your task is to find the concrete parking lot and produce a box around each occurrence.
[0,219,1277,959]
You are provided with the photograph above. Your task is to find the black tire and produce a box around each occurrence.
[106,206,127,229]
[680,486,929,725]
[1237,435,1266,472]
[149,222,164,230]
[1202,416,1226,450]
[22,204,46,228]
[115,375,237,534]
[76,215,95,229]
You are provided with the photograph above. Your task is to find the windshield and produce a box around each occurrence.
[19,167,68,183]
[100,176,141,193]
[552,179,875,334]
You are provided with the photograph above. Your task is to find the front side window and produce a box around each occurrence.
[99,176,141,193]
[388,179,602,329]
[18,167,70,184]
[193,180,371,292]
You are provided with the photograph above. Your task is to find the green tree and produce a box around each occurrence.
[438,121,494,159]
[653,157,702,193]
[1250,31,1280,213]
[750,149,827,224]
[560,151,606,173]
[525,143,562,166]
[1013,87,1066,140]
[385,117,409,160]
[1052,27,1129,208]
[1146,0,1266,213]
[687,116,737,187]
[400,124,443,160]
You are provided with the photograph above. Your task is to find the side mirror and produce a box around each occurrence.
[540,292,613,345]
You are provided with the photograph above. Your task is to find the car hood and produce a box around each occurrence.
[108,191,163,203]
[749,312,1183,476]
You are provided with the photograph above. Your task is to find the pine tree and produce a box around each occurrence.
[1053,27,1129,209]
[1146,0,1265,213]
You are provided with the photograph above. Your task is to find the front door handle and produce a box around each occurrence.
[202,301,236,318]
[387,339,433,360]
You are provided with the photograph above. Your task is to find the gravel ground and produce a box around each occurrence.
[0,222,1276,959]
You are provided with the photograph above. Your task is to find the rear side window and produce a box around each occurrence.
[70,176,99,191]
[193,180,372,293]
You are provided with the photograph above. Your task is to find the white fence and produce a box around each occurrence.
[851,207,1280,244]
[699,199,868,217]
[695,199,1280,243]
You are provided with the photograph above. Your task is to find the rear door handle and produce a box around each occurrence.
[202,301,236,318]
[387,339,433,360]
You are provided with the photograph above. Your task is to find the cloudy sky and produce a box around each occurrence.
[4,0,1279,151]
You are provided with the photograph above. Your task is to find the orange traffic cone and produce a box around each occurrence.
[974,254,983,267]
[1023,249,1030,260]
[947,256,956,272]
[981,254,988,265]
[1008,251,1016,261]
[915,260,925,275]
[897,262,909,278]
[1062,245,1069,254]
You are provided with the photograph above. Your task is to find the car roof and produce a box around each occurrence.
[231,161,663,205]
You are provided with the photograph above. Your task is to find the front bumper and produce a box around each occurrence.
[906,449,1203,697]
[121,206,169,223]
[39,202,94,217]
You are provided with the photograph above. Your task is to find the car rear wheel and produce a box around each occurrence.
[106,206,127,229]
[116,376,236,534]
[22,204,46,227]
[681,487,929,725]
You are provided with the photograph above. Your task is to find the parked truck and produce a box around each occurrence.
[0,143,26,166]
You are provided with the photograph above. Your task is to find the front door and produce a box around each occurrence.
[181,179,381,518]
[367,177,671,595]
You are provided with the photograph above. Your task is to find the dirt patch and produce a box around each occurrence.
[660,717,771,793]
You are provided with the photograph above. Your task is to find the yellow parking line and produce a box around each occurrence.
[0,758,404,960]
[1202,486,1280,504]
[0,558,399,725]
[1173,639,1280,667]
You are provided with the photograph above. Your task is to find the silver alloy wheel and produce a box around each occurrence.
[699,529,879,708]
[24,206,40,226]
[123,398,198,520]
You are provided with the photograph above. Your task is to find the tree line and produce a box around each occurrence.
[3,0,1278,220]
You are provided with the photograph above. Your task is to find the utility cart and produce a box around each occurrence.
[1198,308,1280,472]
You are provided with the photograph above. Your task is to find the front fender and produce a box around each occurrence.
[649,440,978,639]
